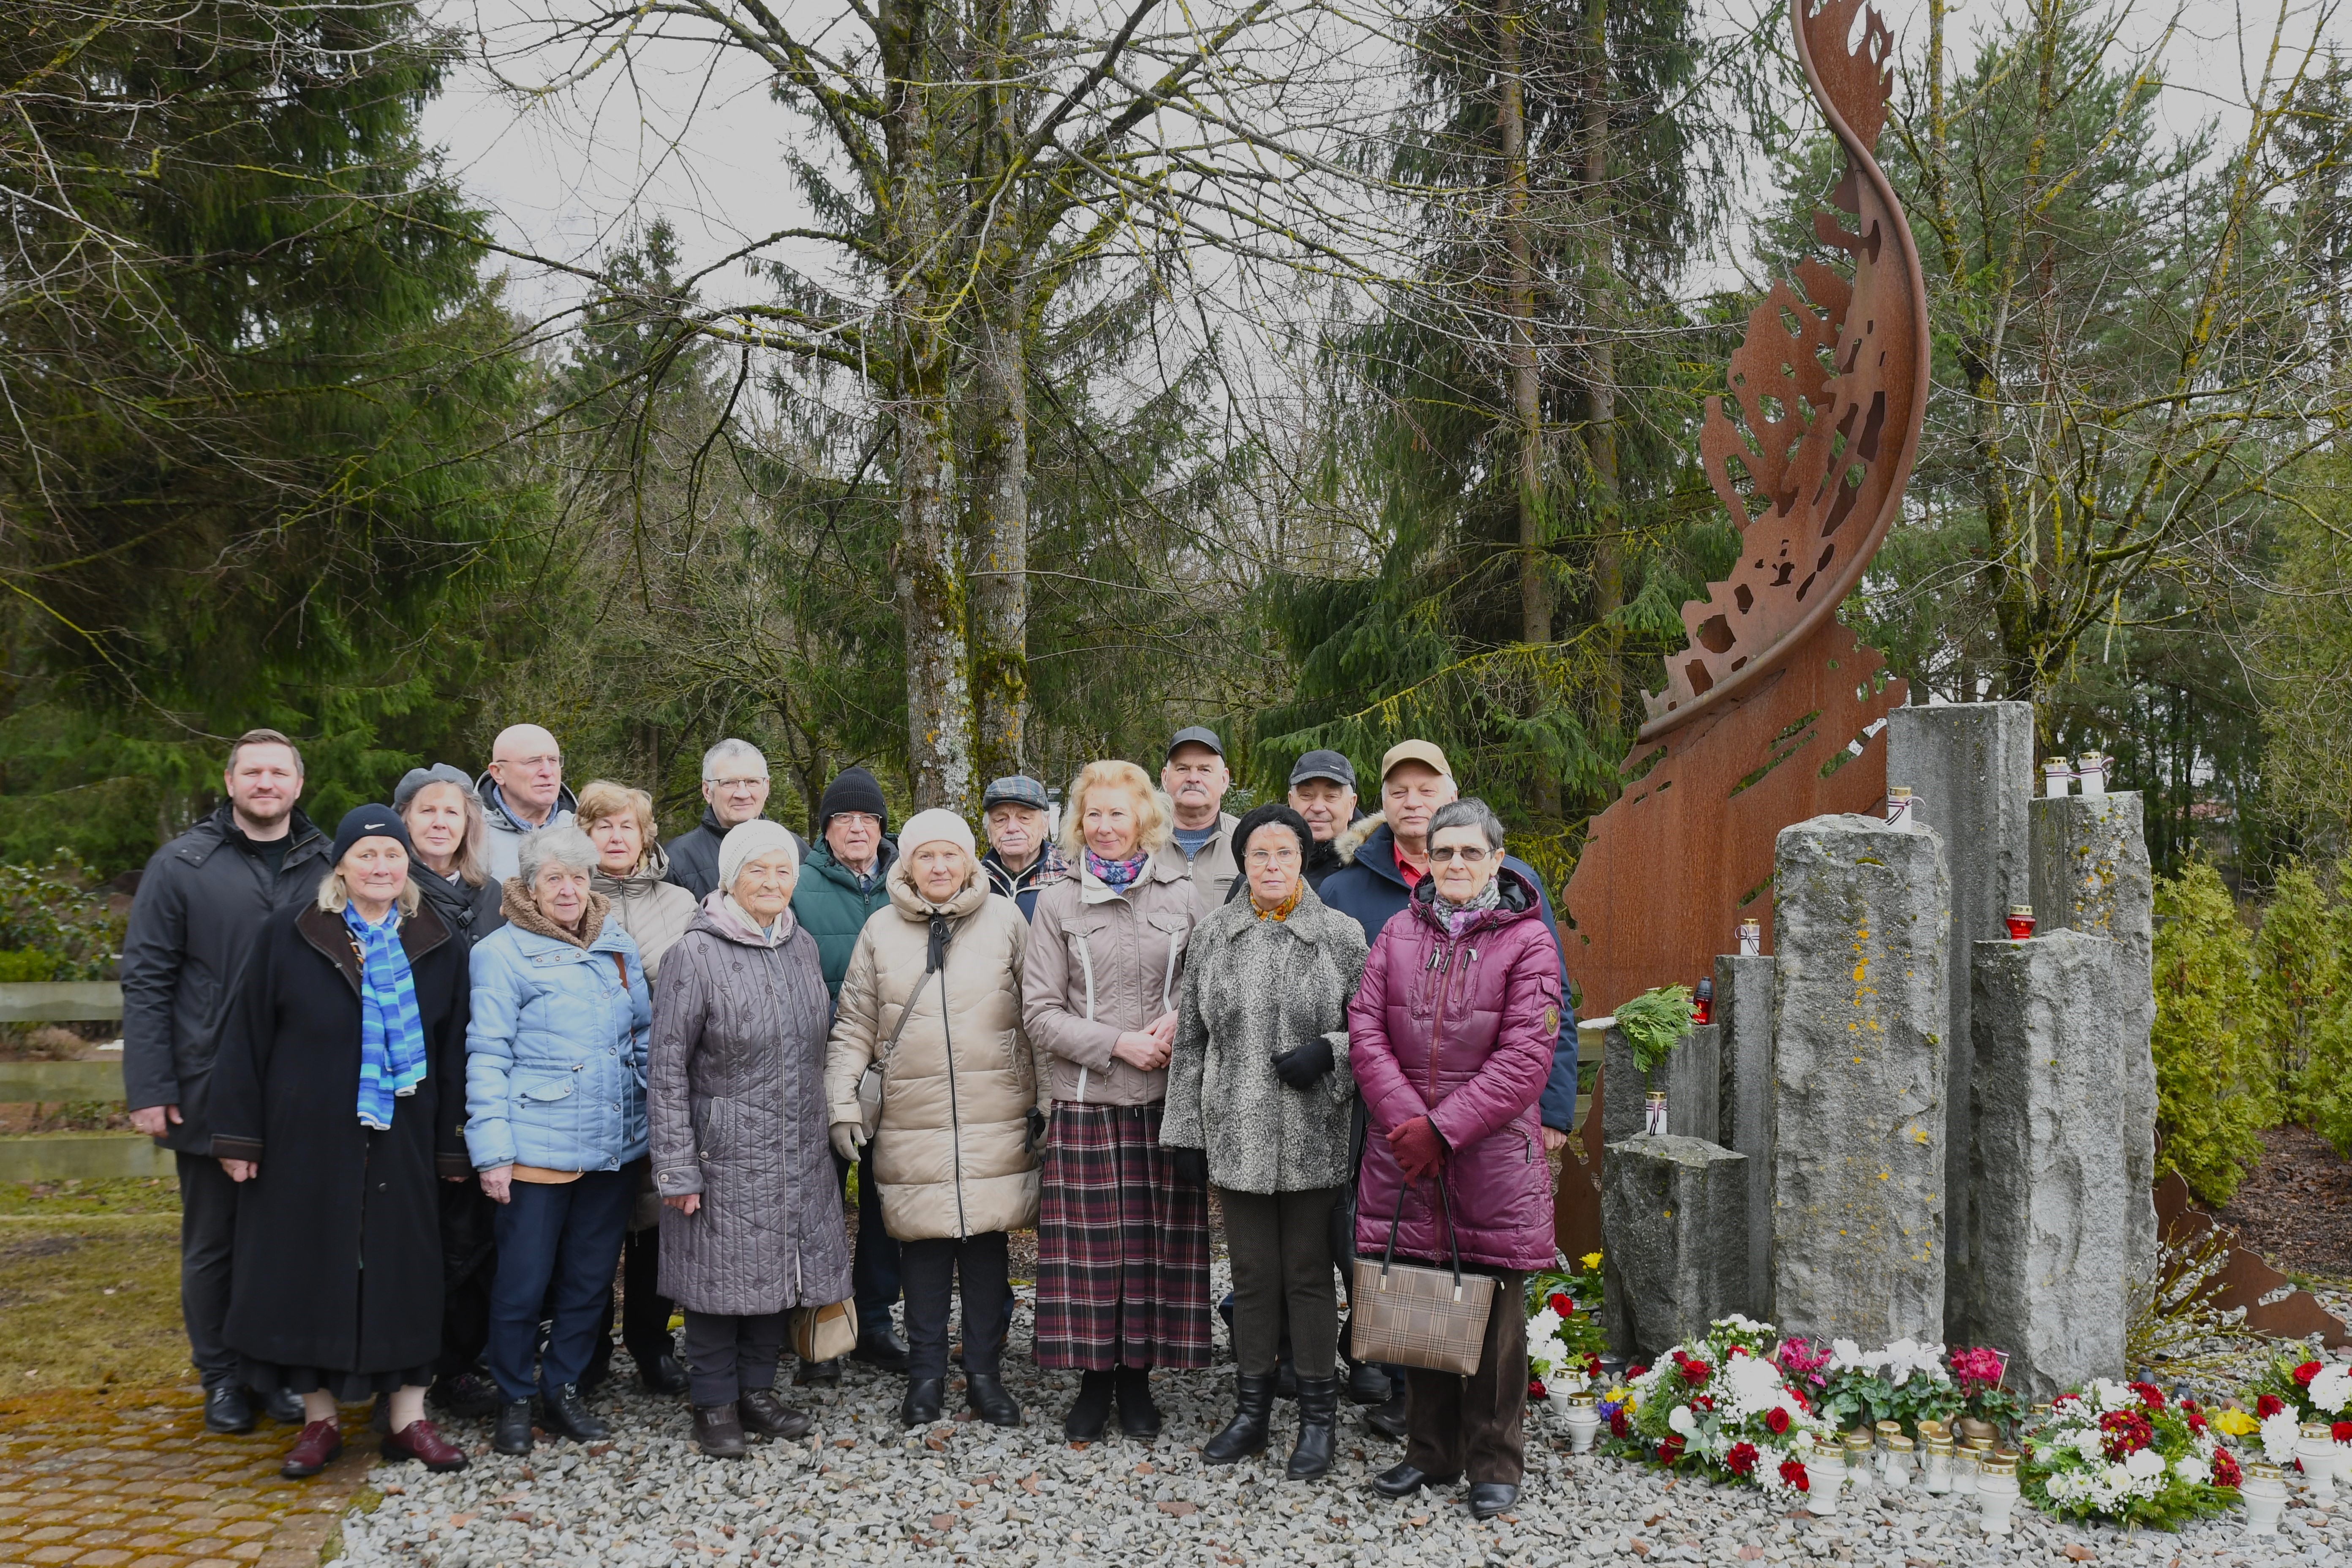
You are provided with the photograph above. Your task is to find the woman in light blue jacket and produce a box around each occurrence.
[467,825,651,1457]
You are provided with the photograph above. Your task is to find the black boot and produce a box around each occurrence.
[1366,1387,1409,1440]
[1286,1377,1339,1480]
[966,1373,1022,1428]
[541,1383,611,1443]
[1113,1364,1160,1440]
[1345,1359,1391,1406]
[493,1399,534,1456]
[1201,1372,1276,1465]
[691,1403,747,1458]
[1275,1347,1299,1402]
[900,1377,945,1427]
[1064,1369,1113,1442]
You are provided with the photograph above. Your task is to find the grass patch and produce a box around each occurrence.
[0,1177,180,1216]
[0,1212,191,1391]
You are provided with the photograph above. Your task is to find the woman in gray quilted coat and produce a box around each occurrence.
[648,820,850,1457]
[1162,801,1367,1481]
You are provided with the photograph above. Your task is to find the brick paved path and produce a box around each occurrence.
[0,1390,376,1568]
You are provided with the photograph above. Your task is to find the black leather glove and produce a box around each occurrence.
[1168,1146,1209,1187]
[1024,1106,1048,1154]
[1271,1036,1336,1090]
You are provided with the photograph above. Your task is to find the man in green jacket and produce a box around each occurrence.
[789,765,906,1377]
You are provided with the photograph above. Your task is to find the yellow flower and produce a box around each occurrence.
[1581,1252,1604,1272]
[2211,1409,2260,1437]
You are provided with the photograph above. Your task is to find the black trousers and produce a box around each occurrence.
[682,1309,786,1407]
[1222,1186,1341,1379]
[834,1144,901,1341]
[175,1152,241,1389]
[436,1178,498,1377]
[899,1232,1011,1381]
[1403,1266,1529,1486]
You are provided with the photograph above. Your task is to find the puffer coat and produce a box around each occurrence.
[1351,868,1563,1273]
[648,897,851,1316]
[1162,883,1367,1193]
[824,862,1043,1240]
[1023,855,1200,1105]
[593,847,699,977]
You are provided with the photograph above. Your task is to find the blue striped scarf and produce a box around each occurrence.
[346,904,427,1129]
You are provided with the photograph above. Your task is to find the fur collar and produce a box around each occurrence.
[1334,811,1386,866]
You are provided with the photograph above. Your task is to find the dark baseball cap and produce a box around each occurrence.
[1165,725,1225,760]
[982,775,1051,813]
[1288,750,1356,789]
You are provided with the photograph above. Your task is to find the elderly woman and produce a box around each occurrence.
[577,779,700,1398]
[648,821,849,1457]
[1023,759,1204,1442]
[1164,802,1367,1479]
[1352,799,1562,1520]
[826,809,1039,1432]
[208,807,473,1478]
[467,825,651,1456]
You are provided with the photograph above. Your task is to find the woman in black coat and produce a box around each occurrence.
[210,806,474,1479]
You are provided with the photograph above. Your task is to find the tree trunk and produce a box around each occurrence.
[1581,0,1621,735]
[967,0,1030,784]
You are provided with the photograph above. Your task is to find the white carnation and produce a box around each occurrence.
[2123,1446,2166,1481]
[2173,1455,2206,1484]
[2311,1365,2352,1416]
[2260,1409,2302,1463]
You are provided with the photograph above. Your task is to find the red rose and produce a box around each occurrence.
[1658,1435,1686,1465]
[1779,1457,1810,1491]
[1693,1394,1714,1413]
[1609,1409,1629,1438]
[1549,1291,1573,1316]
[1725,1440,1759,1477]
[2295,1360,2323,1388]
[1528,1377,1547,1401]
[2335,1421,2352,1444]
[2258,1394,2287,1418]
[1628,1364,1649,1380]
[1765,1407,1792,1435]
[2211,1449,2242,1489]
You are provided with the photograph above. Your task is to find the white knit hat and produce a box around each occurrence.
[897,808,976,860]
[717,818,799,890]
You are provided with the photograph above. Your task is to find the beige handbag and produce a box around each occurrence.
[792,1299,858,1365]
[1348,1176,1496,1376]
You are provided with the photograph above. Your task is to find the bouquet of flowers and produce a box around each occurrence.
[1524,1258,1607,1401]
[2243,1353,2352,1456]
[1601,1316,1829,1497]
[1948,1345,2026,1434]
[2021,1380,2238,1527]
[1800,1337,1961,1437]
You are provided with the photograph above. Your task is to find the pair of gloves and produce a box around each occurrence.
[1167,1038,1342,1187]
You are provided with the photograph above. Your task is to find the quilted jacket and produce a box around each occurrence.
[648,897,852,1316]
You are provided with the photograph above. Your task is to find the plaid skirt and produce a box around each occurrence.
[1034,1101,1211,1371]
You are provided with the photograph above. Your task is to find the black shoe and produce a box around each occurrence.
[739,1388,811,1440]
[430,1370,502,1419]
[1202,1372,1276,1465]
[1064,1369,1113,1442]
[260,1385,305,1426]
[541,1383,611,1443]
[1468,1481,1519,1519]
[1365,1389,1409,1440]
[204,1385,256,1435]
[1345,1360,1391,1406]
[796,1357,843,1387]
[853,1327,911,1374]
[637,1352,689,1397]
[1372,1462,1456,1498]
[900,1377,945,1427]
[692,1403,747,1459]
[1113,1365,1160,1440]
[1286,1377,1340,1481]
[493,1399,535,1456]
[966,1373,1022,1428]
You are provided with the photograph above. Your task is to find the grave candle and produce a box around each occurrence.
[2005,904,2036,941]
[1976,1453,2020,1535]
[1738,917,1762,957]
[2042,758,2072,798]
[1691,977,1713,1025]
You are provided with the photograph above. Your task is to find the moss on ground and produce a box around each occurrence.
[0,1176,180,1215]
[0,1211,191,1390]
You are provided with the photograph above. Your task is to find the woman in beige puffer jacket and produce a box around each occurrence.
[825,810,1040,1431]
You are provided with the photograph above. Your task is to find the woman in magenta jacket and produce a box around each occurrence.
[1349,797,1563,1520]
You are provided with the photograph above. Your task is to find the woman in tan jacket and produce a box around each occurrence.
[826,809,1040,1431]
[1022,760,1205,1443]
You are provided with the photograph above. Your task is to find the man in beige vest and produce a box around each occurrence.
[1153,726,1238,907]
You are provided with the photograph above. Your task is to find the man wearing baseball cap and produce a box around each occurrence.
[1220,749,1361,904]
[979,775,1067,920]
[1151,726,1241,907]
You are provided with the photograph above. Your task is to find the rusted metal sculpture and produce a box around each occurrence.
[2155,1174,2349,1349]
[1559,0,1925,1019]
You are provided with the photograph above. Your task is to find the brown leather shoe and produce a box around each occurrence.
[280,1418,343,1478]
[691,1402,748,1458]
[382,1418,470,1472]
[738,1388,811,1440]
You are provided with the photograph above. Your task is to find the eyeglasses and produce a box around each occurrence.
[1429,845,1491,864]
[1245,848,1301,867]
[709,776,767,791]
[831,813,881,831]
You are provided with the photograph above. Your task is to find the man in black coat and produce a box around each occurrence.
[664,738,808,901]
[120,729,330,1435]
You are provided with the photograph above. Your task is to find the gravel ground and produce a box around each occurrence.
[339,1275,2351,1568]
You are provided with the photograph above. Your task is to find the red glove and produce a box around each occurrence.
[1388,1115,1447,1180]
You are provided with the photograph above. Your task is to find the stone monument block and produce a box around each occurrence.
[1770,814,1951,1343]
[1716,953,1776,1323]
[1601,1134,1751,1358]
[1886,700,2033,1339]
[1603,1022,1720,1146]
[2030,792,2157,1276]
[1968,931,2129,1398]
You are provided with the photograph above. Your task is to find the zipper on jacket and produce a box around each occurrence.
[1426,936,1456,1111]
[936,960,969,1239]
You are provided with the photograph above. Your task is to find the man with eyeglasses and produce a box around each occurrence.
[664,738,808,901]
[474,724,576,882]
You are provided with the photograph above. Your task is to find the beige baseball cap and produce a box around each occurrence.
[1380,740,1453,781]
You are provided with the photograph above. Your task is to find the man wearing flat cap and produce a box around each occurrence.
[1152,726,1240,907]
[980,776,1067,920]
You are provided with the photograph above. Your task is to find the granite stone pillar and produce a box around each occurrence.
[1601,1134,1752,1359]
[1770,814,1951,1343]
[1886,701,2034,1340]
[1716,953,1776,1324]
[2030,792,2157,1277]
[1968,931,2130,1398]
[1602,1023,1720,1146]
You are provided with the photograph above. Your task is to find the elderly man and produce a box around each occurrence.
[979,775,1065,919]
[1151,725,1240,906]
[1318,740,1582,1436]
[664,738,807,901]
[121,729,329,1435]
[474,724,575,882]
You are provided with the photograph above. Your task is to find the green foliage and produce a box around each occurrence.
[2150,863,2272,1201]
[0,856,125,981]
[1614,984,1693,1076]
[2250,859,2352,1155]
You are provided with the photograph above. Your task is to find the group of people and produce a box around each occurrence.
[120,722,1578,1517]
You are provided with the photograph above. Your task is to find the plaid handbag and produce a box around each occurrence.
[1348,1175,1496,1376]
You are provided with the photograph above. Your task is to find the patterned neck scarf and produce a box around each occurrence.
[1085,847,1150,891]
[1437,877,1503,936]
[345,904,427,1129]
[1251,880,1305,922]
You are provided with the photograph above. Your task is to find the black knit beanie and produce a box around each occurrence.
[330,804,416,865]
[1232,801,1313,866]
[818,766,890,836]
